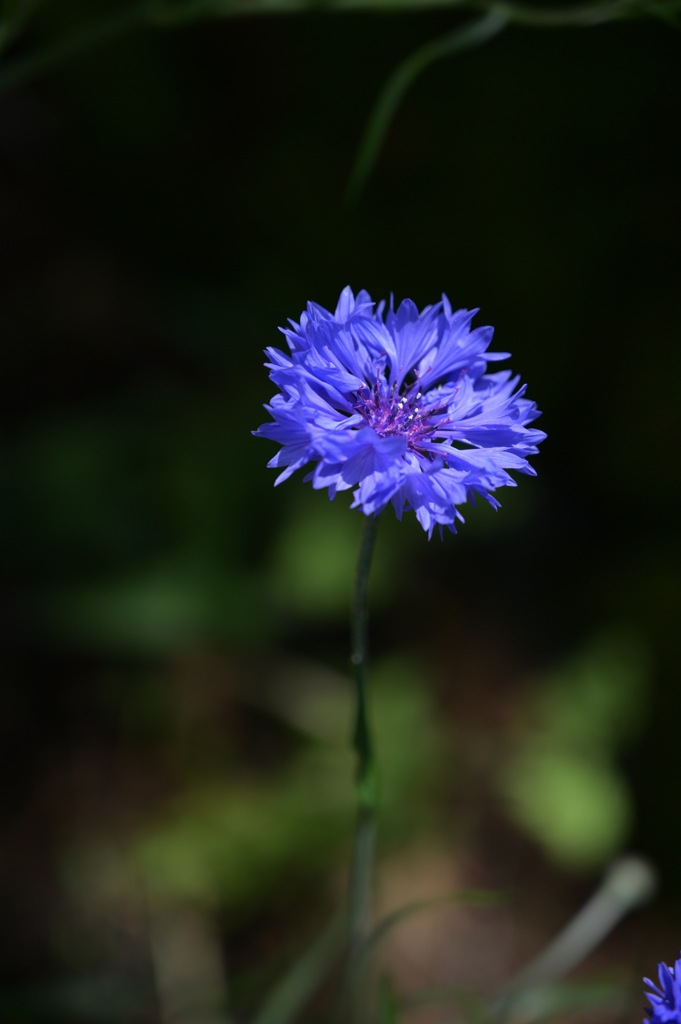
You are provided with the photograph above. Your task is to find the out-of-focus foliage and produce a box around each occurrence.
[501,631,650,867]
[58,657,444,911]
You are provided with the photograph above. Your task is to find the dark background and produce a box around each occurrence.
[1,6,680,1021]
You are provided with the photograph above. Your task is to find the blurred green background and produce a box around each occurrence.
[1,4,681,1021]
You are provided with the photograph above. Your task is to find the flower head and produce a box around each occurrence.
[645,955,681,1024]
[254,287,546,538]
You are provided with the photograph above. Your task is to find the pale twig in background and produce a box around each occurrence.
[493,855,658,1023]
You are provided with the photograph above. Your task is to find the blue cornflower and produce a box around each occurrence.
[645,955,681,1024]
[254,287,546,538]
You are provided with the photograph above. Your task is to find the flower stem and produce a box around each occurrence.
[349,513,380,947]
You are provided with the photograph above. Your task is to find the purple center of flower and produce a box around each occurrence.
[355,374,451,450]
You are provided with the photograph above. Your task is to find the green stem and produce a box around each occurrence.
[0,0,658,96]
[348,512,379,947]
[345,11,507,206]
